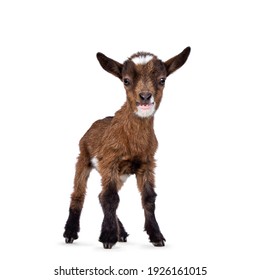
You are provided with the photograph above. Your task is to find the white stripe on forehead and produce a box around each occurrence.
[131,54,154,65]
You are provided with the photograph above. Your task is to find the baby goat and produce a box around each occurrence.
[64,47,191,249]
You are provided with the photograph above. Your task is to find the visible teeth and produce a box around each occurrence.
[136,102,154,106]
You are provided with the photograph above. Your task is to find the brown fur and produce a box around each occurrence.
[64,47,191,248]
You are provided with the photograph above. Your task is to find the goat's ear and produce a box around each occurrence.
[96,52,123,79]
[164,47,191,76]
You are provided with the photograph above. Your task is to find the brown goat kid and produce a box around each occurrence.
[64,47,191,249]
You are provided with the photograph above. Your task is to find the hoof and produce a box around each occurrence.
[99,229,118,248]
[63,229,78,244]
[118,236,127,242]
[118,232,128,242]
[65,237,75,244]
[152,240,165,247]
[103,242,115,249]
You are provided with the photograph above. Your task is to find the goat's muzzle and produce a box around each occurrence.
[136,93,155,117]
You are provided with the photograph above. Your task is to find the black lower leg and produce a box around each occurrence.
[99,182,120,249]
[63,208,81,243]
[117,217,129,242]
[142,183,165,246]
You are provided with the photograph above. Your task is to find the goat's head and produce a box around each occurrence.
[96,47,191,118]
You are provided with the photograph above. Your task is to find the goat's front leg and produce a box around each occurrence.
[99,181,120,249]
[137,172,165,247]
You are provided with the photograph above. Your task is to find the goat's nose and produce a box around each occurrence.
[139,92,152,101]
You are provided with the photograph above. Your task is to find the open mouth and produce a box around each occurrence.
[136,101,155,110]
[135,101,156,118]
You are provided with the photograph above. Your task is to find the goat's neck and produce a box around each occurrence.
[110,102,158,159]
[115,102,155,133]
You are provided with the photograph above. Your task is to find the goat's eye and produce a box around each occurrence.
[123,78,130,86]
[159,78,166,86]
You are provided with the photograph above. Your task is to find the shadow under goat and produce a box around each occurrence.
[63,47,191,249]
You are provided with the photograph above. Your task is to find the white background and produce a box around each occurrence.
[0,0,259,279]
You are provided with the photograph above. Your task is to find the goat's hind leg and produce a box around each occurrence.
[64,154,92,243]
[117,217,129,242]
[99,181,120,249]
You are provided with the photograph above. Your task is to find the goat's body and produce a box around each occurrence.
[82,103,157,181]
[64,48,190,248]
